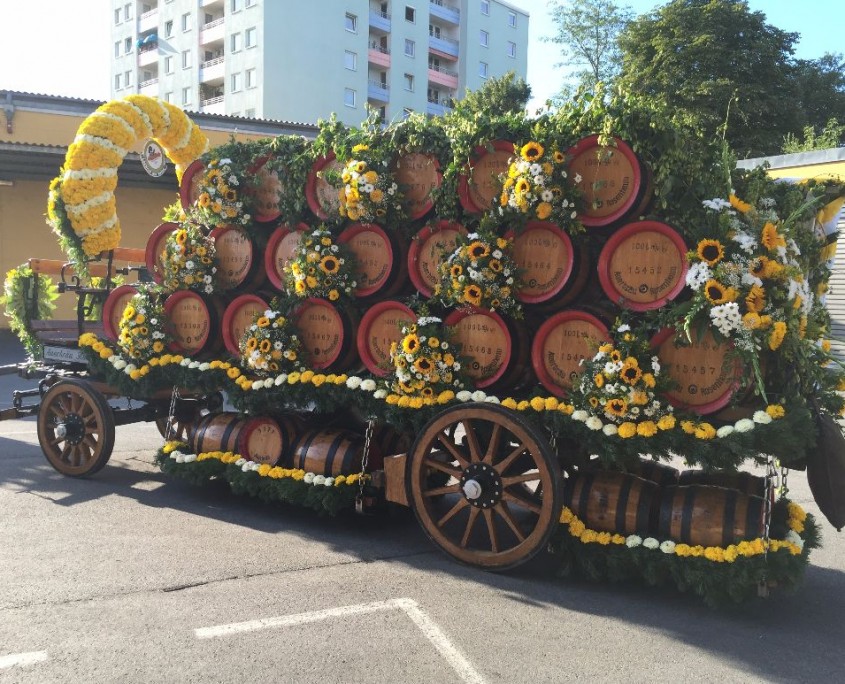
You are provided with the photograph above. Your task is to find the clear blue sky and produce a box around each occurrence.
[0,0,841,112]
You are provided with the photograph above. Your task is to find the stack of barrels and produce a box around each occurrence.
[563,461,769,547]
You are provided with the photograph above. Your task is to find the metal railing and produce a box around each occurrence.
[200,56,225,69]
[430,0,460,14]
[140,8,158,20]
[428,63,457,77]
[201,17,224,30]
[201,95,225,106]
[369,43,390,54]
[139,78,159,88]
[368,79,389,90]
[429,33,459,46]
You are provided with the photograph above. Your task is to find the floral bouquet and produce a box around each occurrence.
[496,140,583,231]
[433,228,522,317]
[389,315,467,400]
[161,224,217,294]
[240,306,304,376]
[193,157,253,227]
[337,144,404,223]
[283,227,357,300]
[570,321,676,437]
[117,286,170,361]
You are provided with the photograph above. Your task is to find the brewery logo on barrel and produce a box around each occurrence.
[213,227,252,290]
[450,313,507,381]
[243,422,284,465]
[140,139,167,177]
[393,152,440,219]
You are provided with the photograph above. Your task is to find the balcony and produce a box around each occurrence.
[426,97,453,117]
[369,9,390,33]
[138,8,159,33]
[200,17,225,45]
[368,44,391,68]
[429,0,459,25]
[201,0,224,7]
[428,65,458,89]
[199,55,225,82]
[137,45,159,67]
[429,35,459,59]
[139,78,159,95]
[201,95,226,115]
[367,80,389,103]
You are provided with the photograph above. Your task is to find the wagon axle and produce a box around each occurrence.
[460,463,503,509]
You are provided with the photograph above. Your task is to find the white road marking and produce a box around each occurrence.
[0,651,48,670]
[195,597,487,684]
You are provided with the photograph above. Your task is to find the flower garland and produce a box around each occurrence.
[191,157,253,228]
[496,140,583,231]
[240,306,304,376]
[2,263,59,358]
[338,144,404,223]
[47,95,208,261]
[161,224,217,294]
[434,229,521,317]
[117,286,170,361]
[284,228,357,300]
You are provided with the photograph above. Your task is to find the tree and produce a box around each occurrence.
[783,118,845,153]
[451,72,532,117]
[789,53,845,135]
[545,0,634,93]
[617,0,801,157]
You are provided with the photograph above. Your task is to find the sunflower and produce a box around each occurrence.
[745,284,765,313]
[594,373,605,388]
[402,333,420,354]
[609,349,622,363]
[514,178,531,195]
[259,339,272,353]
[467,241,489,260]
[225,189,237,201]
[761,222,786,251]
[729,194,752,214]
[488,259,503,273]
[463,284,482,306]
[198,193,211,208]
[605,398,628,417]
[257,317,270,328]
[620,360,642,385]
[320,255,340,274]
[703,279,734,305]
[245,337,258,352]
[175,230,188,245]
[414,357,433,373]
[421,386,434,398]
[769,321,787,350]
[520,141,544,162]
[696,239,724,266]
[553,150,565,164]
[450,264,463,278]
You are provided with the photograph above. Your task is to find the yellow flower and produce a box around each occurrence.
[769,321,787,350]
[696,239,724,266]
[536,202,552,220]
[657,415,676,430]
[256,317,270,328]
[681,420,696,434]
[514,178,530,195]
[694,422,716,440]
[530,396,546,412]
[729,194,752,213]
[761,222,786,251]
[402,333,420,354]
[766,404,785,419]
[619,359,642,385]
[467,241,490,260]
[463,284,482,306]
[703,279,735,305]
[594,373,605,388]
[605,398,627,417]
[320,255,340,274]
[520,141,544,162]
[636,421,658,437]
[617,422,637,438]
[553,150,565,164]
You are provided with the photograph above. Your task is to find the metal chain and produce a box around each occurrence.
[780,464,790,498]
[356,418,375,513]
[165,386,180,442]
[759,453,778,597]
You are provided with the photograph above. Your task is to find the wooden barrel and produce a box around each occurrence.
[190,412,287,465]
[291,429,367,476]
[145,222,179,284]
[531,310,610,397]
[221,293,270,356]
[658,485,765,547]
[356,300,416,377]
[597,221,688,311]
[292,298,359,371]
[163,290,225,357]
[249,153,284,223]
[407,221,468,297]
[338,223,408,298]
[678,470,767,498]
[508,222,586,306]
[274,413,305,467]
[264,223,308,292]
[210,225,266,292]
[563,471,658,536]
[625,460,680,488]
[305,152,342,220]
[178,159,205,211]
[457,140,515,213]
[651,327,743,415]
[102,285,139,342]
[392,151,442,220]
[567,135,652,228]
[444,307,531,391]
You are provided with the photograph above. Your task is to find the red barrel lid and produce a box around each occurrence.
[507,222,575,304]
[597,220,688,311]
[337,223,395,298]
[407,221,467,297]
[392,151,442,220]
[102,285,139,342]
[264,223,308,292]
[293,297,348,370]
[457,140,515,214]
[221,293,270,357]
[305,152,341,220]
[179,159,205,211]
[145,222,180,284]
[444,307,513,388]
[357,300,416,377]
[163,290,213,355]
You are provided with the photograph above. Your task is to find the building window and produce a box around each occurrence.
[479,61,488,78]
[507,41,516,58]
[125,37,133,53]
[480,30,489,47]
[114,41,121,58]
[165,91,173,103]
[164,56,173,74]
[181,12,191,31]
[124,3,131,21]
[345,13,357,32]
[231,33,242,52]
[405,6,415,23]
[114,8,121,24]
[344,50,357,71]
[231,0,242,11]
[245,0,256,7]
[124,70,132,87]
[480,0,490,14]
[509,11,517,27]
[182,87,191,105]
[231,73,242,92]
[182,50,191,68]
[246,68,256,88]
[404,39,415,57]
[164,20,173,38]
[245,108,256,117]
[344,88,356,107]
[245,27,256,47]
[404,73,414,91]
[114,73,121,90]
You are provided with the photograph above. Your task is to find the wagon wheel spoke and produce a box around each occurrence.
[437,498,468,528]
[462,419,483,462]
[502,472,542,487]
[502,489,542,515]
[482,423,504,465]
[482,508,499,553]
[83,434,98,452]
[48,435,65,447]
[75,442,90,466]
[494,500,525,542]
[423,483,461,498]
[436,433,470,470]
[423,457,462,479]
[461,507,481,548]
[49,404,67,421]
[493,443,528,474]
[60,444,72,464]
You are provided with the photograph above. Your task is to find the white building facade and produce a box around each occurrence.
[110,0,530,124]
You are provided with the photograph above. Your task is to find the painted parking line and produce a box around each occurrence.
[195,597,487,684]
[0,651,48,670]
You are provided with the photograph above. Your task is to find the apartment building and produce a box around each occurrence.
[110,0,529,124]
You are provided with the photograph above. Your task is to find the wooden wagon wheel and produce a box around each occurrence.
[406,403,562,570]
[37,379,115,477]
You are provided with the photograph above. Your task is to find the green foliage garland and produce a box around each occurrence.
[2,264,59,358]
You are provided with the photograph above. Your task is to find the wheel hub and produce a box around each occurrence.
[460,463,503,508]
[57,414,85,445]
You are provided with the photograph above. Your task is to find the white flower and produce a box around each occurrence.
[185,260,195,270]
[183,453,197,464]
[716,425,735,438]
[324,477,335,487]
[124,364,137,375]
[625,535,642,548]
[541,189,554,202]
[660,540,676,554]
[685,262,713,290]
[374,389,387,399]
[456,390,472,402]
[485,395,500,404]
[180,357,191,366]
[574,173,582,184]
[241,462,252,472]
[571,410,588,422]
[275,373,287,386]
[251,380,264,390]
[304,472,315,484]
[586,416,603,431]
[602,424,618,436]
[710,302,742,336]
[785,530,804,550]
[753,410,772,425]
[452,362,461,371]
[235,458,247,467]
[263,378,274,389]
[113,359,127,370]
[617,324,631,333]
[313,475,326,485]
[471,390,487,402]
[735,418,755,433]
[346,376,362,390]
[702,197,731,211]
[360,379,377,392]
[199,362,211,371]
[175,453,185,464]
[643,537,659,550]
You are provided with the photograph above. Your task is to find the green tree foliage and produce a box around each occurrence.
[545,0,634,93]
[450,71,532,117]
[789,53,845,135]
[617,0,801,157]
[783,118,845,153]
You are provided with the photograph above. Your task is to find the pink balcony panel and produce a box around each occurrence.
[428,69,458,89]
[368,48,391,68]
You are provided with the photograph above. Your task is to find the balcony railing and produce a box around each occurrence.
[140,9,157,20]
[201,56,225,69]
[430,0,459,10]
[201,95,224,106]
[428,63,457,77]
[368,79,389,91]
[201,17,224,30]
[429,0,460,24]
[369,42,390,54]
[140,78,159,88]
